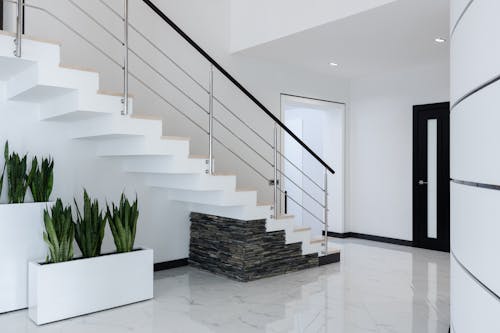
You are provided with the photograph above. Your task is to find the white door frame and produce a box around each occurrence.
[279,93,347,234]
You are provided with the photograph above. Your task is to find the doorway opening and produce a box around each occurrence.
[412,102,450,252]
[280,94,346,236]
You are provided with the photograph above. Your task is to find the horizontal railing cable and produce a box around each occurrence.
[213,136,269,182]
[213,116,273,168]
[213,96,273,149]
[98,0,208,93]
[278,186,325,224]
[277,150,325,191]
[129,71,208,134]
[277,169,325,208]
[129,48,209,114]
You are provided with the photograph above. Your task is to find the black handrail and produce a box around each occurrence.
[142,0,335,175]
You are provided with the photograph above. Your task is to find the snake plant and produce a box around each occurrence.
[0,142,6,199]
[106,193,139,253]
[43,199,74,263]
[28,156,54,202]
[4,141,29,204]
[74,190,106,258]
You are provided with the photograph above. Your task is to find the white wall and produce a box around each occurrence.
[229,0,397,52]
[348,64,449,240]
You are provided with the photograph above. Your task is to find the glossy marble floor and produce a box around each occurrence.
[0,239,450,333]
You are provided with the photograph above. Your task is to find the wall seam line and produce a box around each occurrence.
[451,179,500,191]
[451,74,500,111]
[452,251,500,302]
[450,0,475,38]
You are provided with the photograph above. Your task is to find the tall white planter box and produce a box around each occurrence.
[0,202,51,313]
[28,248,154,325]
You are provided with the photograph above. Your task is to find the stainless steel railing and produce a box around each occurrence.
[8,0,334,255]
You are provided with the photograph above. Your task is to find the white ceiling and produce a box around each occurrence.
[236,0,450,79]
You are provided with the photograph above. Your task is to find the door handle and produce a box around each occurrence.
[418,180,428,185]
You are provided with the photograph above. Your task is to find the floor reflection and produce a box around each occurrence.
[0,239,449,333]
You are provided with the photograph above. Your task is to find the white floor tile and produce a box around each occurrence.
[0,238,450,333]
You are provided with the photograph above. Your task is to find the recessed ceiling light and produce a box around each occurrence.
[434,37,446,43]
[329,62,339,67]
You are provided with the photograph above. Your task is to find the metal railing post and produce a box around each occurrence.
[273,124,279,219]
[208,65,214,174]
[15,0,23,57]
[324,168,329,254]
[122,0,129,115]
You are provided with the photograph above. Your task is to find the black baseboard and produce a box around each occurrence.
[154,258,189,272]
[324,231,413,247]
[319,251,340,266]
[324,231,350,239]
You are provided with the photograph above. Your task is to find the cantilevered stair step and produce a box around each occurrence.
[71,113,162,140]
[40,90,124,122]
[144,173,236,191]
[0,31,61,67]
[286,226,312,245]
[190,204,271,221]
[167,188,257,207]
[7,63,99,102]
[96,136,189,158]
[122,155,207,174]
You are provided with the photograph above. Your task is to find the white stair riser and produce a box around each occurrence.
[168,189,257,207]
[40,91,124,121]
[7,64,99,102]
[0,34,61,66]
[286,229,311,245]
[97,137,189,158]
[144,174,237,192]
[190,203,271,221]
[72,115,162,140]
[122,156,206,174]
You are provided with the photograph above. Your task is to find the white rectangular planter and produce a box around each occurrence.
[28,248,154,325]
[0,202,51,313]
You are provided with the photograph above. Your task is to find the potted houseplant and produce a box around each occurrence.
[28,193,153,325]
[0,142,55,314]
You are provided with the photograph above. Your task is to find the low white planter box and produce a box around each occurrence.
[28,248,154,325]
[0,202,52,313]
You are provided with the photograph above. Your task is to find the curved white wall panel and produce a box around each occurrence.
[451,256,500,333]
[451,182,500,296]
[450,0,500,104]
[451,0,500,330]
[451,79,500,185]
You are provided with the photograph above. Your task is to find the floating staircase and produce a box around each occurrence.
[0,31,339,270]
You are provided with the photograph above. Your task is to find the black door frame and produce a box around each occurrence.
[412,102,450,252]
[0,0,4,30]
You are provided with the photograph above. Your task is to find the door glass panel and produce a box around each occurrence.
[427,119,437,239]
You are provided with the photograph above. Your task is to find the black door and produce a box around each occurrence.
[413,102,450,252]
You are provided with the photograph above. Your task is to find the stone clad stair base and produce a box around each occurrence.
[189,213,320,282]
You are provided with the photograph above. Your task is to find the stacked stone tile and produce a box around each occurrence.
[189,212,319,281]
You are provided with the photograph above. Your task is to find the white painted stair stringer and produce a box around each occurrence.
[0,32,333,258]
